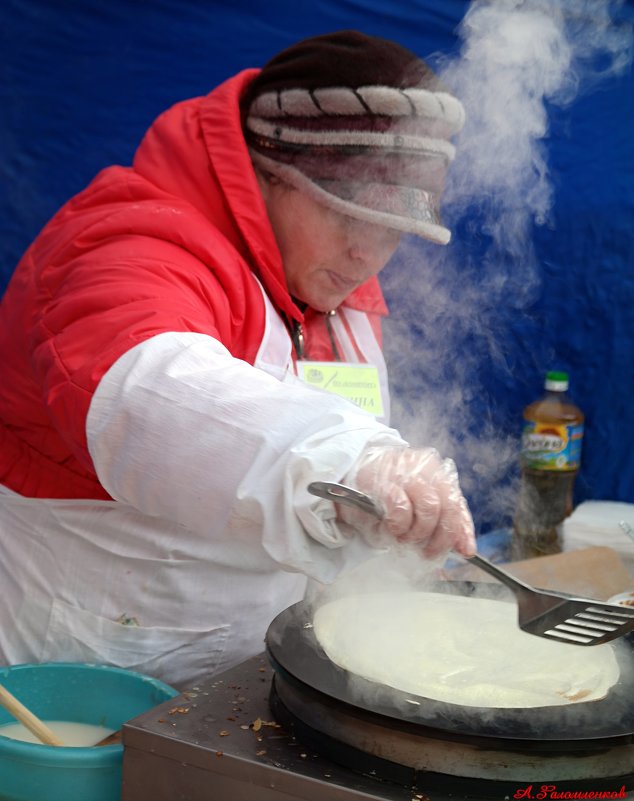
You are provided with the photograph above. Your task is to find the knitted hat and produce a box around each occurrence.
[241,31,465,245]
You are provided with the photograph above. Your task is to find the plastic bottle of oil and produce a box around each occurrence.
[512,371,584,560]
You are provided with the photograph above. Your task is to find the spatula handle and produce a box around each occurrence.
[466,553,535,592]
[307,482,385,519]
[307,482,538,594]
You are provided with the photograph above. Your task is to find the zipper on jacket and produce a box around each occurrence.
[325,310,342,362]
[290,311,341,362]
[291,320,306,360]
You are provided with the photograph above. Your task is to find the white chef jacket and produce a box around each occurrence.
[0,309,404,688]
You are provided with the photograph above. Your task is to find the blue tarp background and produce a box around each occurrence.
[1,0,633,529]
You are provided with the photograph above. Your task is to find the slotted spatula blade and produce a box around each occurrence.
[307,481,634,646]
[468,554,634,646]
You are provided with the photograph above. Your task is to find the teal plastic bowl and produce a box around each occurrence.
[0,662,178,801]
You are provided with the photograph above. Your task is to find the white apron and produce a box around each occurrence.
[0,486,307,689]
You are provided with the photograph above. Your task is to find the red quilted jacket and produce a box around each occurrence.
[0,70,387,499]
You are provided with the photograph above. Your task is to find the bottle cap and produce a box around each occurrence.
[545,370,569,391]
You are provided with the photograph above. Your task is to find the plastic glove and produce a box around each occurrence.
[340,445,476,559]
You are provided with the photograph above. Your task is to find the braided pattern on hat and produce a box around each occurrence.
[242,31,465,245]
[249,86,465,132]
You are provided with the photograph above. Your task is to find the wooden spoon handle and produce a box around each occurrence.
[0,682,64,746]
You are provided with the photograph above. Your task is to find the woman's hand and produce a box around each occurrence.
[340,446,476,558]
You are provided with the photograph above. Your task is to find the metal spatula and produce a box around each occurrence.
[307,481,634,646]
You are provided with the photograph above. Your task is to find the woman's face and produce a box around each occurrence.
[258,174,402,312]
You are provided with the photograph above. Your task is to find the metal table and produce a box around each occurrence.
[121,655,517,801]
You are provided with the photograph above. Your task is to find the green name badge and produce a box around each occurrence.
[297,361,384,417]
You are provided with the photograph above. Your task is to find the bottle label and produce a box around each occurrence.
[521,421,584,470]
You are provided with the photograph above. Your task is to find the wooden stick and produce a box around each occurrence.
[0,682,65,746]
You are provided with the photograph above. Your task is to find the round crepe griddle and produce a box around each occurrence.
[265,586,634,749]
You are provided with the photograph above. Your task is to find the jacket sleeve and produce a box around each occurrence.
[86,331,407,582]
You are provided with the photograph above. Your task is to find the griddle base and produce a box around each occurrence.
[270,675,634,797]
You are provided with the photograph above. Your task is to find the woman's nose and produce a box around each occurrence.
[347,221,401,268]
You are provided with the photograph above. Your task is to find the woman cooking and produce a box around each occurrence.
[0,31,475,687]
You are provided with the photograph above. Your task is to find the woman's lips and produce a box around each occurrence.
[325,269,361,291]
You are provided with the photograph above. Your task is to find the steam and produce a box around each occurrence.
[381,0,633,532]
[301,2,634,736]
[443,0,632,219]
